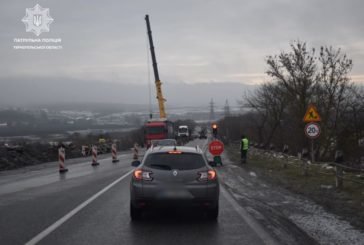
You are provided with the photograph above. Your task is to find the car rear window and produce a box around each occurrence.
[144,153,206,170]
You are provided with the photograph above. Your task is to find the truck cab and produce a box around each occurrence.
[144,119,174,148]
[177,125,189,138]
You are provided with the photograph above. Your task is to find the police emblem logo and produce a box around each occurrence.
[22,4,54,36]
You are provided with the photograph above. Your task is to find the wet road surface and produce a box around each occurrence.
[0,140,312,245]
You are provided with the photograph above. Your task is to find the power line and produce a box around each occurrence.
[224,99,231,117]
[209,98,215,121]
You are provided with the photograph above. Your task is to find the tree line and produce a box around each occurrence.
[219,41,364,161]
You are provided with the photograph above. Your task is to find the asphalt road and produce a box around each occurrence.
[0,140,279,245]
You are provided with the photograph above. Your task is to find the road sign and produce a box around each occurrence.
[304,123,321,139]
[303,104,321,122]
[209,140,224,156]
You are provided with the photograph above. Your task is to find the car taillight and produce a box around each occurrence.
[198,169,217,181]
[208,169,216,180]
[168,150,182,154]
[133,169,153,181]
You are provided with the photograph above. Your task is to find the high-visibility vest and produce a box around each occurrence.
[241,138,249,150]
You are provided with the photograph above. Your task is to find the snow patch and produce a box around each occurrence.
[249,171,257,177]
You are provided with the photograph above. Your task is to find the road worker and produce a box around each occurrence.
[241,135,249,164]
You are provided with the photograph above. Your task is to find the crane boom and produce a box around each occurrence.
[145,14,166,119]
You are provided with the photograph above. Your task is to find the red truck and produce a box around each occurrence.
[144,119,174,148]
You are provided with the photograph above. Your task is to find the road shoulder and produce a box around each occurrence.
[220,146,364,245]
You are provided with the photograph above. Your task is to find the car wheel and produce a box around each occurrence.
[206,205,218,220]
[130,203,142,221]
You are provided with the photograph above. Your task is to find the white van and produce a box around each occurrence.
[177,125,189,137]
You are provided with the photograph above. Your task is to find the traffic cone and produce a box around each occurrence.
[91,145,100,166]
[81,145,86,157]
[133,143,139,160]
[112,143,119,163]
[59,147,68,173]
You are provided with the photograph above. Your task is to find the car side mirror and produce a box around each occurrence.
[209,161,217,167]
[131,160,141,167]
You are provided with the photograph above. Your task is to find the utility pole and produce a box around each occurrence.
[209,98,215,121]
[224,99,231,142]
[224,99,230,117]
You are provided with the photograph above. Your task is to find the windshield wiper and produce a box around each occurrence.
[149,164,172,170]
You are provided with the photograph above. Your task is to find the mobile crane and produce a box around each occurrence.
[144,15,174,147]
[145,14,166,119]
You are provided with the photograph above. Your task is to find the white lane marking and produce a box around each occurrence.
[220,185,278,245]
[202,139,209,153]
[25,169,134,245]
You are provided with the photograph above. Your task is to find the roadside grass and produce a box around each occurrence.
[226,143,364,230]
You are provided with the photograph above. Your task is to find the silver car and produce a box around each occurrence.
[150,139,177,147]
[130,146,219,220]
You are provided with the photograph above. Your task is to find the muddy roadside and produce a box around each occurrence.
[214,144,364,245]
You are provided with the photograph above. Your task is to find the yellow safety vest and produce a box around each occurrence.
[241,138,249,150]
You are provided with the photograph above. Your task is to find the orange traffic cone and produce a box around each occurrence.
[58,147,68,173]
[112,143,119,163]
[91,145,100,166]
[133,143,139,160]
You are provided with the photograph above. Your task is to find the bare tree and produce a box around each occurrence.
[264,41,317,149]
[238,41,363,160]
[266,41,316,119]
[315,46,354,158]
[243,82,287,147]
[241,88,268,144]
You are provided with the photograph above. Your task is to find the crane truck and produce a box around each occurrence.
[144,15,175,147]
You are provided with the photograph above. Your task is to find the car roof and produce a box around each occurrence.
[151,139,176,143]
[151,139,177,146]
[148,145,203,154]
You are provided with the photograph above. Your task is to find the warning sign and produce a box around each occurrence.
[303,104,321,122]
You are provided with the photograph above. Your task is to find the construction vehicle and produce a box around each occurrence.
[144,15,174,147]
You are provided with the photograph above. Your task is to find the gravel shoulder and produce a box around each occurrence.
[217,145,364,245]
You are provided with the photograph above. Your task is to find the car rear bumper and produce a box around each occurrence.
[130,181,219,209]
[131,198,218,209]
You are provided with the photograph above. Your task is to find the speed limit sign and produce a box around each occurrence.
[304,123,321,139]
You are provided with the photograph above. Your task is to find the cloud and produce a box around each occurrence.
[0,0,363,88]
[0,76,255,107]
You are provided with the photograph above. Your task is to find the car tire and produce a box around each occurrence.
[130,203,142,221]
[207,205,219,220]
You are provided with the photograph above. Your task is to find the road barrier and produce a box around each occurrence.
[58,147,68,173]
[250,145,364,190]
[133,143,139,160]
[248,145,364,208]
[81,145,87,157]
[111,143,119,163]
[91,145,99,166]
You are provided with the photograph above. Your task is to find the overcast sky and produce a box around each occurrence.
[0,0,363,106]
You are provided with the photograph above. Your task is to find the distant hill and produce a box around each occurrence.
[0,77,255,109]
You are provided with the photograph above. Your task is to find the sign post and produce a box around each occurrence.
[208,140,224,166]
[304,122,321,163]
[303,104,321,163]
